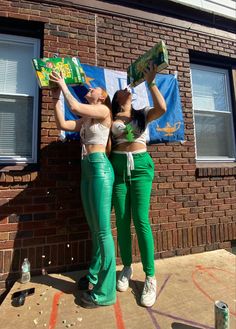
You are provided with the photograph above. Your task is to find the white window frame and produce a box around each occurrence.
[191,63,236,162]
[0,33,40,164]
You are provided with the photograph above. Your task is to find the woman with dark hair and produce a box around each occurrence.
[49,71,116,309]
[110,63,166,307]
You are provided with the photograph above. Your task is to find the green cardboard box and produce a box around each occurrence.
[32,57,86,88]
[127,41,168,87]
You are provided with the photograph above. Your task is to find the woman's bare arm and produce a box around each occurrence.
[50,72,109,120]
[143,63,167,123]
[51,88,83,131]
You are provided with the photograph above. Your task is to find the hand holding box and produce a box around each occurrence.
[32,57,86,88]
[127,41,168,87]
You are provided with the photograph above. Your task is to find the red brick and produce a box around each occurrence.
[3,250,12,273]
[161,250,176,258]
[0,251,3,274]
[0,241,15,250]
[191,246,205,254]
[176,248,190,256]
[0,0,235,297]
[0,224,18,232]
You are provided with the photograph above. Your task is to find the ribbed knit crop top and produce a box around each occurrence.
[111,107,151,146]
[80,119,110,146]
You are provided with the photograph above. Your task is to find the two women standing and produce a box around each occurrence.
[50,63,166,308]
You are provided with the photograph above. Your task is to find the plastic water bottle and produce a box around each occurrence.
[21,258,31,284]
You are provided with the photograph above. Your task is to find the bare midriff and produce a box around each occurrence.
[113,142,147,152]
[85,144,106,154]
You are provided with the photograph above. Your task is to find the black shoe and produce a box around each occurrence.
[77,275,94,290]
[80,291,100,309]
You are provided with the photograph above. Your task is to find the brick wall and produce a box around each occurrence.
[0,0,235,296]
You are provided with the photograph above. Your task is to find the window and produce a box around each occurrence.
[0,34,40,164]
[191,64,236,161]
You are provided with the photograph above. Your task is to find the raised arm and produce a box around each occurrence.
[50,71,109,120]
[51,88,83,132]
[143,63,167,123]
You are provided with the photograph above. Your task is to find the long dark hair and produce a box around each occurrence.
[111,91,146,132]
[101,88,112,111]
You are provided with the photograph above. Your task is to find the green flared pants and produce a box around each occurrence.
[109,151,155,277]
[81,152,116,306]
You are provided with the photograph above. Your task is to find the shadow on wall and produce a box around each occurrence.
[0,141,92,302]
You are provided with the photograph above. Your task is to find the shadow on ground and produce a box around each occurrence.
[172,322,205,329]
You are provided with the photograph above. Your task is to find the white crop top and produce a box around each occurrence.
[111,107,151,146]
[80,119,110,146]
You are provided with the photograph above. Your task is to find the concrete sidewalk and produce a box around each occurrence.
[1,249,236,329]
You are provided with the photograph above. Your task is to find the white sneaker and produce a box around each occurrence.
[140,276,157,307]
[117,266,133,292]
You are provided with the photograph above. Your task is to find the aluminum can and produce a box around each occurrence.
[215,300,230,329]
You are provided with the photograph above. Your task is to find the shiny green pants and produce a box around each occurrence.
[81,152,116,305]
[110,151,155,277]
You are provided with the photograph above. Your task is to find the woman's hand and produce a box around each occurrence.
[143,62,158,85]
[49,70,67,89]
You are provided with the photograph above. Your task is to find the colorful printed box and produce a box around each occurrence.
[32,57,86,88]
[127,41,168,87]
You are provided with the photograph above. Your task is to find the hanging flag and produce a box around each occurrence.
[147,73,184,143]
[61,64,184,143]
